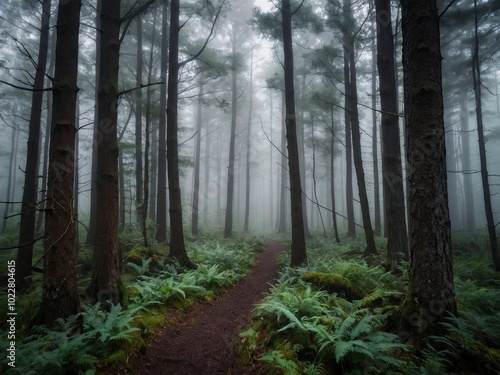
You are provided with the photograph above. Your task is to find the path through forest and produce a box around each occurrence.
[135,240,285,375]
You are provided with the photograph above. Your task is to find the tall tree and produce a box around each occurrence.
[87,0,124,306]
[36,0,81,324]
[341,0,377,255]
[135,15,144,225]
[156,0,168,243]
[166,0,223,265]
[398,0,456,342]
[244,46,254,233]
[282,0,307,267]
[223,21,240,238]
[375,0,408,270]
[192,75,204,235]
[16,0,51,290]
[472,0,500,271]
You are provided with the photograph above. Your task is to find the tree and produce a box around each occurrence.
[166,0,223,266]
[282,0,307,267]
[156,0,168,243]
[398,0,456,342]
[375,0,408,270]
[223,20,240,239]
[192,74,204,235]
[15,0,51,291]
[471,0,500,271]
[87,0,124,306]
[36,0,81,325]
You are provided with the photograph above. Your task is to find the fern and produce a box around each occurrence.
[259,350,300,375]
[126,257,152,276]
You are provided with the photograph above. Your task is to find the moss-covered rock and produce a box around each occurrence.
[301,272,365,301]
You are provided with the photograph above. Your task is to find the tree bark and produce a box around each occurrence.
[156,1,169,243]
[375,0,408,270]
[86,0,126,307]
[36,0,81,325]
[282,0,307,267]
[16,0,51,291]
[166,0,195,268]
[398,0,457,342]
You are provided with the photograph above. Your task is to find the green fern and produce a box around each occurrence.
[259,350,300,375]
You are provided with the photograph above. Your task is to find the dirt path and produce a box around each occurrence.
[135,241,285,375]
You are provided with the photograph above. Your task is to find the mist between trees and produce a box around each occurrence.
[0,0,499,348]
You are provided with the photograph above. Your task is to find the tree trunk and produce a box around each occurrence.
[277,92,287,233]
[166,0,195,268]
[298,74,311,238]
[330,108,340,244]
[282,0,307,267]
[85,0,102,247]
[244,47,254,233]
[203,115,211,226]
[135,16,144,226]
[459,93,475,233]
[16,0,51,291]
[375,0,408,270]
[156,1,168,243]
[36,0,81,325]
[192,77,204,235]
[398,0,457,342]
[224,26,238,239]
[347,39,378,256]
[2,126,17,233]
[343,51,356,239]
[472,0,500,271]
[87,0,126,307]
[371,8,382,235]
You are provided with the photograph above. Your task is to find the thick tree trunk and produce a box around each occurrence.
[282,0,307,267]
[87,0,125,307]
[16,0,51,290]
[36,0,81,325]
[166,0,195,268]
[398,0,456,342]
[156,1,168,243]
[375,0,408,270]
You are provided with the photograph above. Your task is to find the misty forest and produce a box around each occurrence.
[1,0,500,374]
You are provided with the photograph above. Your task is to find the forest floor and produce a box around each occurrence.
[134,240,285,375]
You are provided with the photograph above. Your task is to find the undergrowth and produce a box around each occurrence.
[0,233,263,374]
[238,231,500,375]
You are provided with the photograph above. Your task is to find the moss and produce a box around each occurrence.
[134,312,166,338]
[107,349,128,364]
[301,272,365,301]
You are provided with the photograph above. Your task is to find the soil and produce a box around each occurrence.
[135,240,285,375]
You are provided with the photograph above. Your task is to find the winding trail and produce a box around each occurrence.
[135,240,285,375]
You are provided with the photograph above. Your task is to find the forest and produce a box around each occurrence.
[0,0,499,374]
